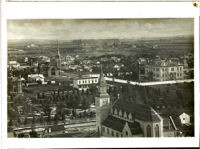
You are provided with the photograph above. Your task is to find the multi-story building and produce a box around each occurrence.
[73,77,99,91]
[144,60,184,81]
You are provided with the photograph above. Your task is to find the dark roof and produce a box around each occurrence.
[102,115,142,135]
[113,100,161,122]
[128,121,143,135]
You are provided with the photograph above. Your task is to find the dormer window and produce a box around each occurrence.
[128,113,132,120]
[114,108,118,115]
[124,111,127,119]
[119,110,122,117]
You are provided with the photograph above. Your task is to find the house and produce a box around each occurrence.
[28,74,45,83]
[73,74,99,91]
[8,61,20,69]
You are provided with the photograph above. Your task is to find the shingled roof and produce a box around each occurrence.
[113,100,162,122]
[102,115,142,135]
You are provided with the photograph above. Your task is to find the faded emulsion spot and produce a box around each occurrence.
[193,2,199,8]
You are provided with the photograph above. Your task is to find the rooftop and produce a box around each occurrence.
[113,100,162,122]
[102,115,142,135]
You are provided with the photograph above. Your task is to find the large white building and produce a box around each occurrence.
[144,60,184,81]
[73,74,100,91]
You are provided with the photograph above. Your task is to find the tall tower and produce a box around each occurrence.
[17,76,22,94]
[55,40,61,75]
[95,66,110,136]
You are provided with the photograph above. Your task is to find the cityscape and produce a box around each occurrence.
[7,19,194,138]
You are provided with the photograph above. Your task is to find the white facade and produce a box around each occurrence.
[73,77,99,90]
[28,74,45,83]
[145,65,184,81]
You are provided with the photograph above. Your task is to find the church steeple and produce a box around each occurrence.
[98,65,107,94]
[95,64,110,136]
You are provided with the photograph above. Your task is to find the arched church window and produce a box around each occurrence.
[119,110,122,117]
[146,125,151,137]
[102,127,105,133]
[114,108,118,115]
[128,113,132,120]
[124,112,127,119]
[155,124,159,137]
[126,131,128,136]
[107,128,110,134]
[112,130,114,136]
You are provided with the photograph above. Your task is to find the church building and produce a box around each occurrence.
[95,68,176,137]
[47,41,61,77]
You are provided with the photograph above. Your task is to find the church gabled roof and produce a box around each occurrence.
[102,115,142,135]
[113,100,162,122]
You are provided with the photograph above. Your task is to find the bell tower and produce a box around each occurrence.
[95,65,110,136]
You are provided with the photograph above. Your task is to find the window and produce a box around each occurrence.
[155,125,159,137]
[114,108,118,115]
[116,132,119,137]
[171,68,174,71]
[128,113,132,120]
[107,128,110,134]
[147,125,151,137]
[102,127,105,133]
[177,67,179,71]
[180,67,182,71]
[162,68,164,72]
[112,131,114,136]
[121,134,123,137]
[51,68,56,75]
[126,131,128,136]
[124,112,127,119]
[156,68,159,72]
[119,110,122,117]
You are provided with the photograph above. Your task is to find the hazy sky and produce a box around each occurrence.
[7,19,194,40]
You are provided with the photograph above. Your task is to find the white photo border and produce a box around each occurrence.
[1,2,199,148]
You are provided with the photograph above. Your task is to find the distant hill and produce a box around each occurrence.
[7,36,194,58]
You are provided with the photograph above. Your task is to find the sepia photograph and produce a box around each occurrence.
[7,18,194,138]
